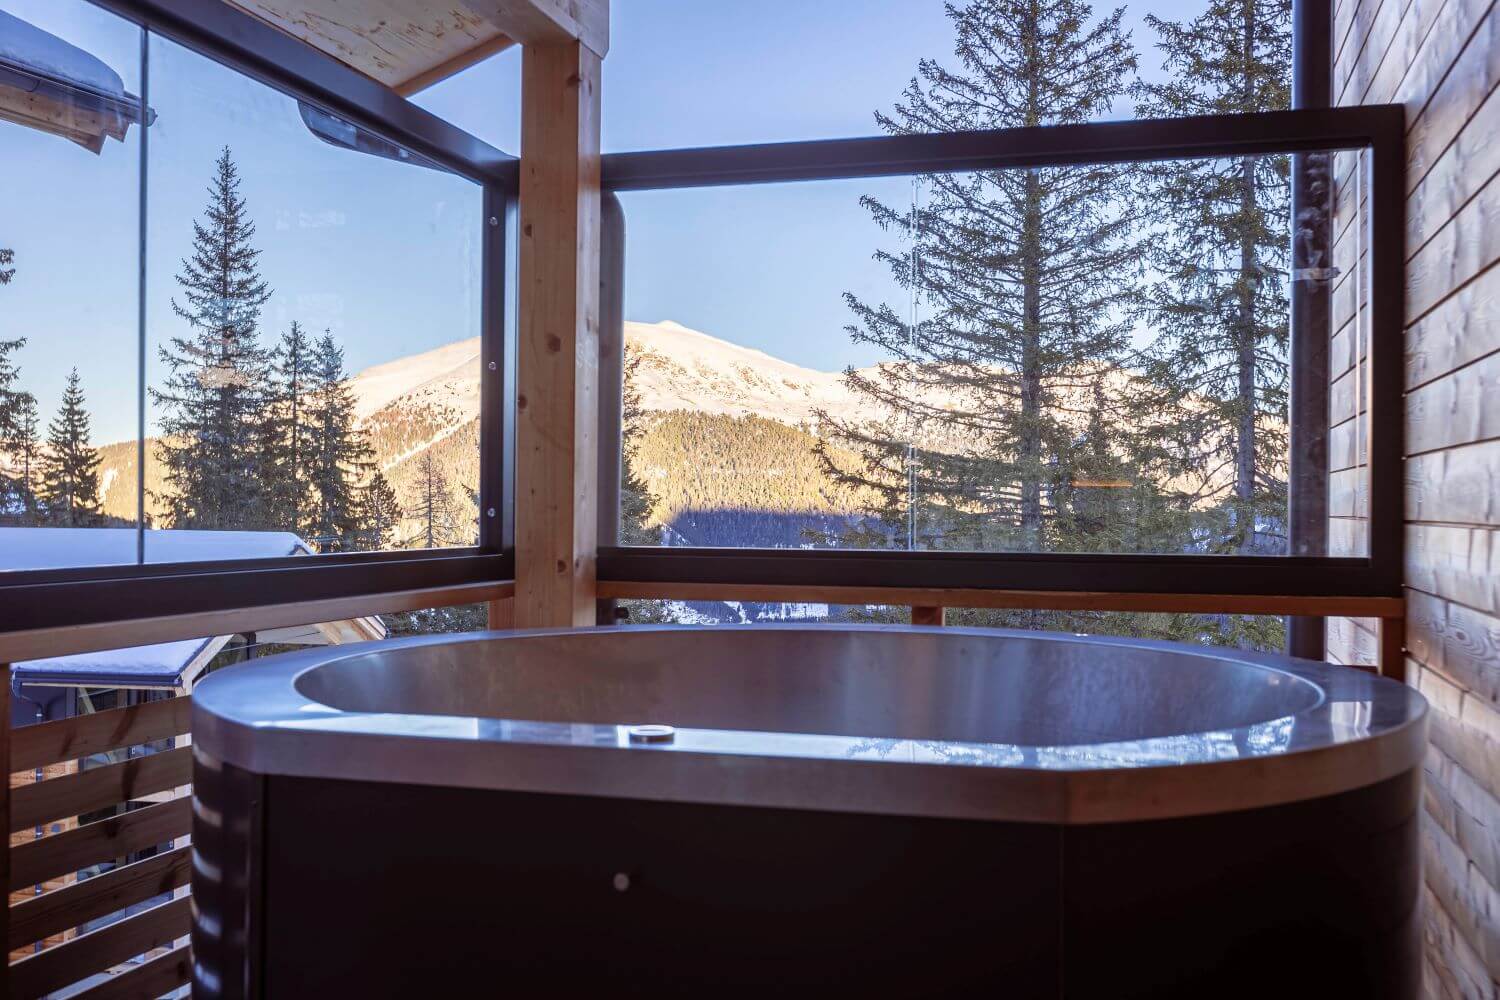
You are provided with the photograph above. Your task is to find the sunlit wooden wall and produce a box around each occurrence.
[1334,0,1500,992]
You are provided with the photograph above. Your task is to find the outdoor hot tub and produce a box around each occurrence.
[190,625,1427,998]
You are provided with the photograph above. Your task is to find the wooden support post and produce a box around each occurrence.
[514,38,603,628]
[911,606,946,627]
[487,598,515,630]
[1378,614,1405,684]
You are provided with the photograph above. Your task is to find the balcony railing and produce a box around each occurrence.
[7,697,193,999]
[2,581,505,998]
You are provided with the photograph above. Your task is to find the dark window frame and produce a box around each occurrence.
[0,1,1388,635]
[596,101,1403,600]
[0,0,517,634]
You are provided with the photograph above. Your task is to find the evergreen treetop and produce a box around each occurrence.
[39,368,102,526]
[820,0,1147,555]
[1131,0,1292,559]
[12,392,40,522]
[359,468,403,550]
[261,321,316,532]
[618,351,658,545]
[303,331,371,550]
[152,147,274,530]
[0,238,34,519]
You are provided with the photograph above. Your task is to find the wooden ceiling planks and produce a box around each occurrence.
[218,0,610,94]
[218,0,516,93]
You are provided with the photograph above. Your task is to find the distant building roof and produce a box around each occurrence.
[15,637,224,689]
[4,527,380,690]
[0,527,310,573]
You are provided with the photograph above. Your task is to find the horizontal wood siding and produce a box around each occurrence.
[1337,0,1500,989]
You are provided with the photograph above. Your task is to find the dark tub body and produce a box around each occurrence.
[190,625,1427,999]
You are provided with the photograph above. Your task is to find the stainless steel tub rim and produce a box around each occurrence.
[191,624,1427,824]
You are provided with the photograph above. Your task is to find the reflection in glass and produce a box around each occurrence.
[0,0,143,570]
[142,34,482,561]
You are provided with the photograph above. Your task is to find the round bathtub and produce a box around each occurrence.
[190,625,1427,999]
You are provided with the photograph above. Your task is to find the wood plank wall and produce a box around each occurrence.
[1334,0,1500,993]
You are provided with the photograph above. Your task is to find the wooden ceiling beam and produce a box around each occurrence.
[391,32,516,96]
[467,0,608,56]
[220,1,605,95]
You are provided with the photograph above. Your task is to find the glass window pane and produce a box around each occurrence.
[143,34,484,563]
[618,150,1357,559]
[0,0,143,570]
[406,47,520,155]
[598,0,1290,151]
[946,608,1287,652]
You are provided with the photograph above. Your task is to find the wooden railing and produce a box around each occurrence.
[7,697,195,999]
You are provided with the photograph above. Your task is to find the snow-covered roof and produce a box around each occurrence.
[6,527,310,688]
[15,637,221,689]
[0,527,310,573]
[0,10,154,152]
[0,10,126,98]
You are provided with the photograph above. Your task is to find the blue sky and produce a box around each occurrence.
[3,0,1202,444]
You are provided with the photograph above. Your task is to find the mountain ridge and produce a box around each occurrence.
[89,319,1247,539]
[93,320,847,532]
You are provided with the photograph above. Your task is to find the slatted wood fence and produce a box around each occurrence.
[7,695,194,999]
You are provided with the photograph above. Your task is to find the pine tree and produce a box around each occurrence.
[819,0,1145,557]
[12,392,40,522]
[39,369,103,526]
[151,148,273,531]
[0,337,25,518]
[358,468,403,549]
[261,321,315,532]
[619,350,658,545]
[405,451,459,549]
[0,244,29,520]
[302,332,371,550]
[1131,0,1292,559]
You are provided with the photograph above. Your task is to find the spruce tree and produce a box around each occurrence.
[405,451,459,549]
[302,332,371,550]
[619,351,657,545]
[820,0,1144,557]
[359,468,403,549]
[12,392,40,523]
[151,148,273,531]
[0,245,29,519]
[1131,0,1292,558]
[261,321,315,532]
[0,337,29,519]
[39,369,102,526]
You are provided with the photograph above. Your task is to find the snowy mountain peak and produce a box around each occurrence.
[341,320,858,430]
